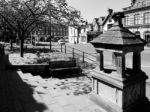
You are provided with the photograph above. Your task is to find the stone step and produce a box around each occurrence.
[7,70,25,112]
[8,70,51,112]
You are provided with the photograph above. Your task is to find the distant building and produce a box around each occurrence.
[31,24,68,43]
[123,0,150,45]
[68,26,80,44]
[102,9,115,32]
[79,9,115,44]
[79,18,103,43]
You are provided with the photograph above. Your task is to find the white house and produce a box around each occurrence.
[68,26,79,44]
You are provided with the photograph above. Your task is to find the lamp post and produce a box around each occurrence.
[49,0,52,52]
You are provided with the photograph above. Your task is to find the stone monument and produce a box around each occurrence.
[90,12,149,112]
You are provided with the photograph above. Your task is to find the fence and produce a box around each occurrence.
[7,42,97,64]
[57,44,97,64]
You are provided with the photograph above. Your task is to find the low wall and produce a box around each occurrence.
[8,64,49,76]
[146,82,150,100]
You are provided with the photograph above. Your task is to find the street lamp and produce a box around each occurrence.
[49,0,52,52]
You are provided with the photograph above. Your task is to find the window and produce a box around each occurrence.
[107,24,113,29]
[109,19,112,22]
[135,31,140,38]
[134,14,140,25]
[144,12,150,24]
[144,31,150,43]
[137,2,142,7]
[125,16,130,25]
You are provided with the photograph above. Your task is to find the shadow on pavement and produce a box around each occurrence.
[7,70,49,112]
[0,53,49,112]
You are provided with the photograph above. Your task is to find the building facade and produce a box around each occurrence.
[31,24,68,43]
[123,0,150,45]
[68,26,80,44]
[79,18,103,44]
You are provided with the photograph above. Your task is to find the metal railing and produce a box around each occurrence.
[58,44,97,64]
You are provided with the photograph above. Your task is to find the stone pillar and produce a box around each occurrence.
[112,52,116,66]
[133,51,141,72]
[115,53,125,77]
[96,51,104,71]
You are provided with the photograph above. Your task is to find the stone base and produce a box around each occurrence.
[89,93,150,112]
[90,69,149,112]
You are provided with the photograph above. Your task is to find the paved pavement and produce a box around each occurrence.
[66,43,150,78]
[0,54,106,112]
[1,43,150,112]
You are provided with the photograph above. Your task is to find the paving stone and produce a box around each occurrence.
[63,104,78,112]
[55,96,70,106]
[79,108,94,112]
[32,91,43,101]
[87,105,106,112]
[49,89,61,97]
[22,73,33,79]
[71,96,93,110]
[48,103,65,112]
[40,93,57,105]
[27,81,40,87]
[35,78,47,85]
[35,86,47,94]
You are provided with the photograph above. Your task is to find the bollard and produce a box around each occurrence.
[65,45,66,54]
[61,44,62,52]
[72,48,74,58]
[83,52,85,63]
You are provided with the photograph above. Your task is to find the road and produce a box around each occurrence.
[65,43,150,81]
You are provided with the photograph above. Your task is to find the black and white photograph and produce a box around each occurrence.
[0,0,150,112]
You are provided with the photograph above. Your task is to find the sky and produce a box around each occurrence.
[67,0,131,22]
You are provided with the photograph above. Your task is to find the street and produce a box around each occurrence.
[65,43,150,81]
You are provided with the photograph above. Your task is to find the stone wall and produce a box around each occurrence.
[8,64,49,76]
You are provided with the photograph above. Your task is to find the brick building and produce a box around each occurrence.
[123,0,150,45]
[31,24,68,43]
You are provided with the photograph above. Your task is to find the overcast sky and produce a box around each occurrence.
[67,0,131,22]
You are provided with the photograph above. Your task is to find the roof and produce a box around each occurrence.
[90,25,145,45]
[87,31,102,35]
[102,9,113,26]
[98,16,105,25]
[90,12,146,46]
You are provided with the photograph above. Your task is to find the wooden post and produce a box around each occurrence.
[73,48,74,58]
[65,45,66,54]
[99,51,104,71]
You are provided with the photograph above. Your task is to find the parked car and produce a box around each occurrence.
[58,39,66,45]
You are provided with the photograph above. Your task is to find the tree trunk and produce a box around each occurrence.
[49,36,52,52]
[10,39,13,50]
[20,39,24,57]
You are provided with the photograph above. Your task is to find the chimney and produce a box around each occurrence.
[131,0,136,6]
[107,8,113,15]
[112,12,125,27]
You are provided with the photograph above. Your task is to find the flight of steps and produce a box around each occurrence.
[49,58,80,78]
[7,70,52,112]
